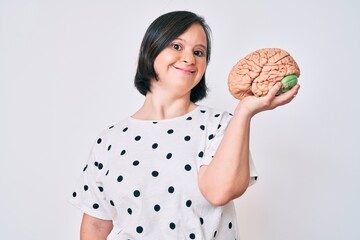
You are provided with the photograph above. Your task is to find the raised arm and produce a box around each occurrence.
[198,83,300,206]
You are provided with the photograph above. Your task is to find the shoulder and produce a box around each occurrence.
[196,105,233,122]
[90,117,131,152]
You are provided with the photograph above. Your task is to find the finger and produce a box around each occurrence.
[288,84,300,97]
[275,84,300,105]
[267,82,282,98]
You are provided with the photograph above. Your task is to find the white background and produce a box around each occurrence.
[1,0,359,239]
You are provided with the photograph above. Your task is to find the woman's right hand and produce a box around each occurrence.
[234,82,301,118]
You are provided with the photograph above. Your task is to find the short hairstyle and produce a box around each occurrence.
[134,11,212,102]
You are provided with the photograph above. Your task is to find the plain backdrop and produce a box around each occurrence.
[1,0,359,239]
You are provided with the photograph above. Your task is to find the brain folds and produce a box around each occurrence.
[228,48,300,99]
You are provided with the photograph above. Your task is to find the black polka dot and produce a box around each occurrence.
[154,204,160,212]
[135,136,141,141]
[153,121,158,124]
[110,200,115,206]
[184,164,192,171]
[217,124,222,129]
[98,186,103,192]
[208,134,214,140]
[228,222,233,229]
[120,150,126,155]
[229,113,233,116]
[109,125,114,129]
[200,110,206,113]
[184,136,191,141]
[169,222,176,230]
[72,192,77,197]
[168,186,175,193]
[200,217,204,225]
[107,145,112,151]
[198,151,204,158]
[152,171,159,177]
[152,143,158,149]
[117,175,124,182]
[133,190,140,197]
[186,200,192,207]
[123,127,128,132]
[94,161,98,167]
[83,164,88,172]
[105,170,109,176]
[200,125,205,130]
[98,163,103,170]
[93,203,99,209]
[136,226,143,234]
[189,233,195,239]
[186,116,192,120]
[97,138,102,144]
[214,113,220,117]
[83,185,88,191]
[133,160,140,166]
[167,129,174,134]
[214,231,217,237]
[127,208,132,215]
[166,153,172,159]
[117,175,123,182]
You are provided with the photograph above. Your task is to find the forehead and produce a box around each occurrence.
[176,23,207,48]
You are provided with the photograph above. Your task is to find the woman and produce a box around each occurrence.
[70,10,300,239]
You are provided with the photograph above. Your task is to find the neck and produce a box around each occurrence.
[132,92,197,120]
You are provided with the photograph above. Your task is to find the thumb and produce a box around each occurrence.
[269,82,282,97]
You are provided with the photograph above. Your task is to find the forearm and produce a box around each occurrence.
[80,214,113,240]
[199,83,300,206]
[199,107,252,206]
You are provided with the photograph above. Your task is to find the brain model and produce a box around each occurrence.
[228,48,300,100]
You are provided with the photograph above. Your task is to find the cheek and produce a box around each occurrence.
[154,53,176,71]
[162,54,177,64]
[198,61,207,73]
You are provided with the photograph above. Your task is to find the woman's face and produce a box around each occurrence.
[152,23,207,98]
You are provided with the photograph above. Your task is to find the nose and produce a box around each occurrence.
[182,50,195,64]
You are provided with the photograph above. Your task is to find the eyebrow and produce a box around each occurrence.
[176,37,207,50]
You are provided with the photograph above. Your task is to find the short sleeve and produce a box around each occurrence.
[199,112,232,167]
[248,152,258,186]
[199,112,258,187]
[69,141,114,220]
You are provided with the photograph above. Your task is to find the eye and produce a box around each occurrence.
[194,50,205,57]
[171,43,182,51]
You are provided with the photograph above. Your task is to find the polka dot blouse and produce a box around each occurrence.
[70,105,257,239]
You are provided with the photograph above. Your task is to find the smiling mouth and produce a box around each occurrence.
[173,65,196,74]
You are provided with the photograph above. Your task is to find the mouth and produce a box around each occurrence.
[173,65,196,74]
